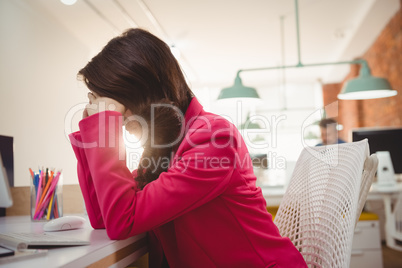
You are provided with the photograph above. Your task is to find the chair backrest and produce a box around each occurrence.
[274,139,376,267]
[355,154,378,226]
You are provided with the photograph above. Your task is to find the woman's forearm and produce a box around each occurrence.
[69,131,105,229]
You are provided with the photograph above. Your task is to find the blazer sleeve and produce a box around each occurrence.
[77,111,237,240]
[69,131,105,229]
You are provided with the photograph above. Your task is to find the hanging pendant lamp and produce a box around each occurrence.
[219,0,397,101]
[218,75,260,100]
[338,63,397,100]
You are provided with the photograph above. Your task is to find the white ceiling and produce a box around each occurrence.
[34,0,399,90]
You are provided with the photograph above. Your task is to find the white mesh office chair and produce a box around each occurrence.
[274,139,378,267]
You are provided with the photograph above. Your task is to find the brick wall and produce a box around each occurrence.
[322,1,402,141]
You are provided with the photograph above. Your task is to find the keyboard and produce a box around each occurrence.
[0,232,90,250]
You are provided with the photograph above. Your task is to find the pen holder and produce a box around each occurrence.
[30,169,63,221]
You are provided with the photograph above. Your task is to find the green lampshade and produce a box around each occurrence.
[338,64,397,100]
[218,76,260,99]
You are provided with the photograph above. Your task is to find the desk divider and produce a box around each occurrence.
[6,185,84,216]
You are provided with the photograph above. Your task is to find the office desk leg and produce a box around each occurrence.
[383,195,402,251]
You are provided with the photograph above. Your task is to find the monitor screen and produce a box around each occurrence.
[0,135,13,215]
[0,152,13,208]
[0,135,13,187]
[352,127,402,174]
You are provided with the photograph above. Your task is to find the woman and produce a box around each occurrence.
[69,28,307,268]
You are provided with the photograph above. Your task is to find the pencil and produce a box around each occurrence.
[29,168,35,180]
[34,170,44,217]
[46,192,55,220]
[49,190,57,220]
[34,171,61,219]
[36,170,54,215]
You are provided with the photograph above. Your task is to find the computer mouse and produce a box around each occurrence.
[43,215,87,232]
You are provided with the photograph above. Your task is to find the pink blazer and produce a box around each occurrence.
[69,98,307,268]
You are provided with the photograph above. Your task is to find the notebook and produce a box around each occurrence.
[0,232,90,250]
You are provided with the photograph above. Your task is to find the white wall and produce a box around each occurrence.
[0,0,325,187]
[0,0,90,186]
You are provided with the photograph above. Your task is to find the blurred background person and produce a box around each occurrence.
[316,118,346,146]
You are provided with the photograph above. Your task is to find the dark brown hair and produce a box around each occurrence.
[78,28,193,189]
[319,118,338,128]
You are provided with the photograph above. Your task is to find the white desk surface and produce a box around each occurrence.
[262,182,402,206]
[368,182,402,196]
[0,215,147,268]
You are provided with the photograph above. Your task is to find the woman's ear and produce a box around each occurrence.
[88,92,96,104]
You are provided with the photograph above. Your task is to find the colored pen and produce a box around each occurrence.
[34,171,61,219]
[36,170,54,215]
[34,170,44,216]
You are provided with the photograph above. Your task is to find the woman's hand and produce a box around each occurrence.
[83,92,126,119]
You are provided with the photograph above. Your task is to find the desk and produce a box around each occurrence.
[368,183,402,251]
[262,182,402,206]
[0,215,148,268]
[263,182,402,251]
[367,182,402,200]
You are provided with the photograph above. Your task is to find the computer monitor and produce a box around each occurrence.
[0,135,13,187]
[0,152,13,208]
[0,135,14,216]
[352,127,402,174]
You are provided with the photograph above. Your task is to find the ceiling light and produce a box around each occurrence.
[218,75,260,100]
[220,0,396,101]
[60,0,77,6]
[338,63,397,100]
